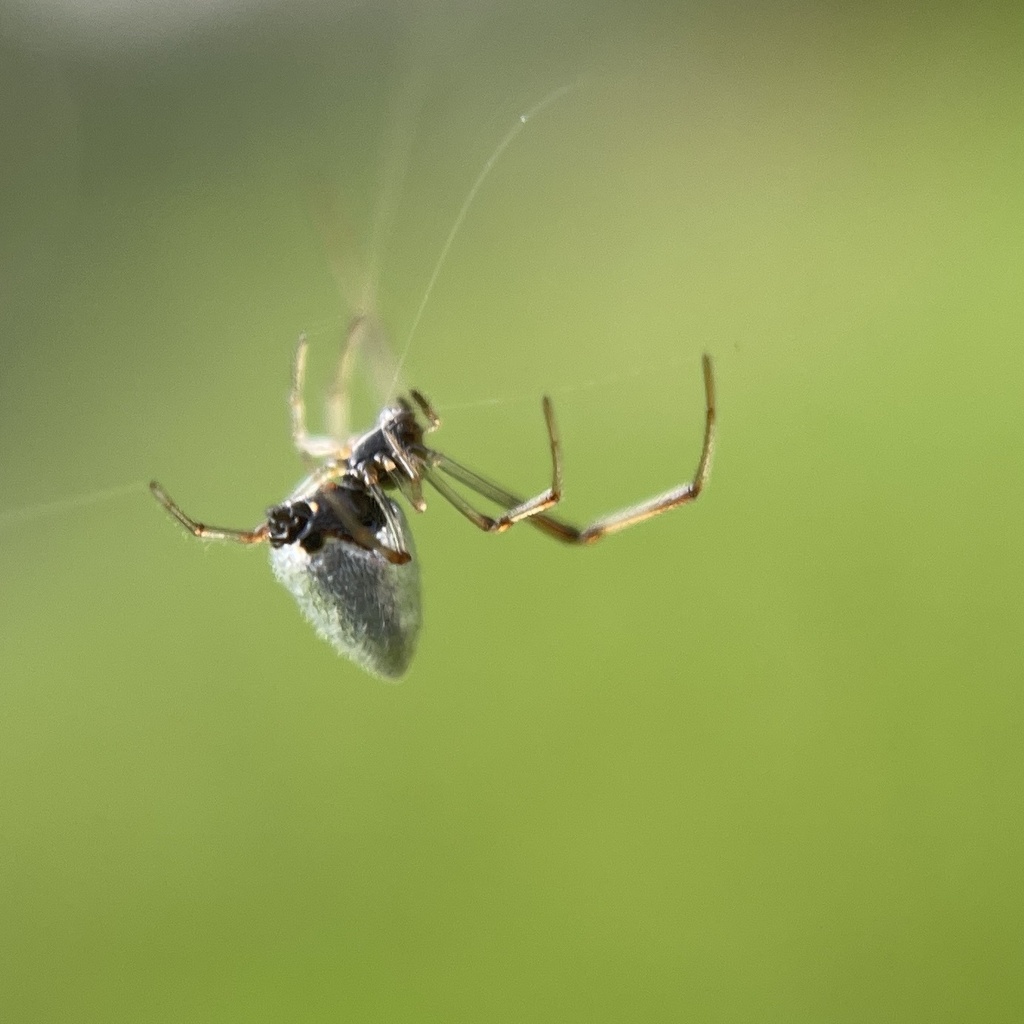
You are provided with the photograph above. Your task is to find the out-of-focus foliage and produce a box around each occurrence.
[2,2,1022,1021]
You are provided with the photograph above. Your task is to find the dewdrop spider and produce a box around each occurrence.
[150,325,715,678]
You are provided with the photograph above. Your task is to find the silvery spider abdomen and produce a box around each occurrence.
[266,482,421,679]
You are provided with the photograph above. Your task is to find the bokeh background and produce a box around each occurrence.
[2,0,1023,1020]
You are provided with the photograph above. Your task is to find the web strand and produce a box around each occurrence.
[387,82,579,398]
[0,480,148,525]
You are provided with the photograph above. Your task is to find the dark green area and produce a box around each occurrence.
[2,1,1023,1020]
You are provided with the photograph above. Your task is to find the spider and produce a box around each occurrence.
[151,325,716,678]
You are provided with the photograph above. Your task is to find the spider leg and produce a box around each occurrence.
[428,354,715,545]
[326,314,402,438]
[409,388,440,432]
[318,483,411,565]
[393,469,427,512]
[545,352,714,542]
[150,481,270,545]
[420,395,562,532]
[382,425,419,481]
[427,454,576,541]
[325,314,363,442]
[291,333,348,462]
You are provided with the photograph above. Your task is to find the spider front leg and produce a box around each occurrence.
[149,481,270,545]
[552,352,714,543]
[422,395,562,533]
[427,353,715,545]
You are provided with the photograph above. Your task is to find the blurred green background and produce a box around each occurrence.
[2,0,1023,1020]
